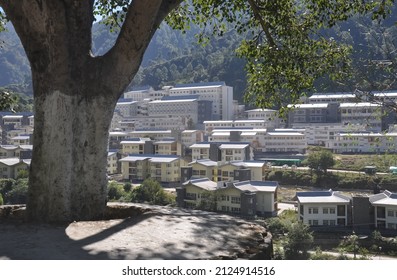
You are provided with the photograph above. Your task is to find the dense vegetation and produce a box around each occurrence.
[1,5,397,105]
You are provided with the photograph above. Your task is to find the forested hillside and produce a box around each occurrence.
[1,5,396,104]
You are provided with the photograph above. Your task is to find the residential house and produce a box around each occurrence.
[107,151,119,175]
[0,158,30,179]
[296,189,351,227]
[120,154,186,187]
[369,190,397,230]
[177,178,278,217]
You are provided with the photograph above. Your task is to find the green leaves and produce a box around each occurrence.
[0,89,18,111]
[167,0,394,111]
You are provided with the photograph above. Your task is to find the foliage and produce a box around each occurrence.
[0,179,15,199]
[107,181,127,201]
[4,179,28,204]
[195,190,217,211]
[0,88,18,111]
[130,178,175,206]
[309,247,338,260]
[283,221,314,260]
[123,182,132,192]
[0,193,3,205]
[304,148,335,174]
[16,169,29,180]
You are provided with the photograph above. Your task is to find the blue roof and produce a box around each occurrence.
[174,81,226,88]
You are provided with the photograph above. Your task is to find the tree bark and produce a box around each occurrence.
[0,0,182,222]
[28,90,117,222]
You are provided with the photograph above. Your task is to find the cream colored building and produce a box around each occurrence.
[0,158,30,179]
[120,154,186,186]
[370,190,397,230]
[107,151,119,175]
[296,189,351,227]
[178,178,278,217]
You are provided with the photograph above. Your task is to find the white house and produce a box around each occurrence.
[370,190,397,230]
[296,189,351,227]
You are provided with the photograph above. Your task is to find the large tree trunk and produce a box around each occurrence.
[0,0,182,223]
[27,90,117,222]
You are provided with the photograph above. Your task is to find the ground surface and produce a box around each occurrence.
[0,203,270,260]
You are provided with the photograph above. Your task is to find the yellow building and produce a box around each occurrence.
[120,154,186,187]
[178,178,278,217]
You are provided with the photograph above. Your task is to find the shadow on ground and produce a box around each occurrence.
[0,204,271,260]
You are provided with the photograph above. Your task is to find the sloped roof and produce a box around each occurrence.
[296,189,351,204]
[370,190,397,206]
[233,181,278,193]
[183,178,218,191]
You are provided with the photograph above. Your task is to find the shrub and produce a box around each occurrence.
[107,181,126,201]
[0,193,3,205]
[5,179,28,204]
[130,178,175,206]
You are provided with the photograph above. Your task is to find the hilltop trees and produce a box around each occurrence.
[0,0,391,222]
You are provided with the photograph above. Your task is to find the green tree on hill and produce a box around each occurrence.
[306,148,335,174]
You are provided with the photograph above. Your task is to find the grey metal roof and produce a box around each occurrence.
[183,178,218,191]
[296,190,351,204]
[370,190,397,206]
[233,181,278,193]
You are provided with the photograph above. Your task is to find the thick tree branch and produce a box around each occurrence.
[101,0,182,96]
[247,0,277,48]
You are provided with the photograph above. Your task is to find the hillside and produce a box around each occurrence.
[1,6,397,102]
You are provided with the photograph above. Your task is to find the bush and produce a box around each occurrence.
[107,181,126,201]
[0,193,3,205]
[5,179,28,204]
[130,178,175,206]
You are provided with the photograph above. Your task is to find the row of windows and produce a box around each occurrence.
[308,220,336,226]
[308,207,336,214]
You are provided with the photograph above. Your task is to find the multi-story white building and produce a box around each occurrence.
[148,98,199,124]
[370,190,397,230]
[167,82,234,120]
[296,189,351,227]
[181,130,204,148]
[204,120,234,135]
[208,128,267,149]
[327,132,397,153]
[219,143,253,162]
[339,102,383,132]
[292,123,367,146]
[307,93,357,103]
[123,86,166,101]
[190,143,211,161]
[114,99,138,118]
[128,130,173,141]
[133,116,189,131]
[263,130,307,153]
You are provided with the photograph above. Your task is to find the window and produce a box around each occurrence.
[309,207,318,214]
[312,220,319,226]
[330,220,336,226]
[323,220,329,226]
[231,196,241,204]
[387,210,394,217]
[323,208,328,214]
